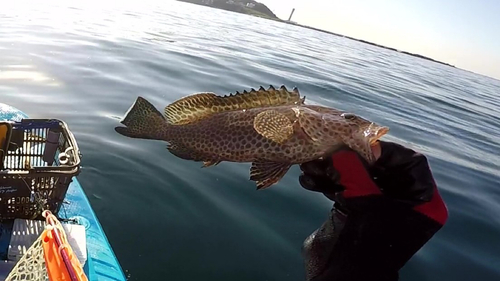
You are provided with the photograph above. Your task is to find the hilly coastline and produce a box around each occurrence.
[178,0,279,20]
[177,0,455,68]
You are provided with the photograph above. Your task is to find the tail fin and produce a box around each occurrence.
[115,97,166,140]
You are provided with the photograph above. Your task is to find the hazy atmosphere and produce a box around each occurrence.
[260,0,500,80]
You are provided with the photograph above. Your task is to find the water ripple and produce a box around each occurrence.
[1,1,500,280]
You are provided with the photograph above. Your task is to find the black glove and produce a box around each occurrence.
[300,141,448,281]
[299,141,435,207]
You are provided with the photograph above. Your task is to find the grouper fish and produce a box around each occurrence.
[115,86,389,189]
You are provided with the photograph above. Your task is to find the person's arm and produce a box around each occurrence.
[299,141,448,281]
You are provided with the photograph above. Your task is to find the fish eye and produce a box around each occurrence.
[341,113,356,120]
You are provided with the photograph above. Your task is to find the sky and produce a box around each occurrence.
[258,0,500,80]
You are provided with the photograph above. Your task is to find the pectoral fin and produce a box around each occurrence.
[253,110,293,144]
[250,161,292,190]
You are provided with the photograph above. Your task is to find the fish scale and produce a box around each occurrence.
[115,86,389,189]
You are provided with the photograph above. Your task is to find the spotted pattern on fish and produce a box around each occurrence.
[115,86,389,189]
[164,85,304,125]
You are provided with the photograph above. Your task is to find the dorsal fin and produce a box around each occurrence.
[164,85,304,125]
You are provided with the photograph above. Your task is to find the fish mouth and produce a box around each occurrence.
[369,126,389,145]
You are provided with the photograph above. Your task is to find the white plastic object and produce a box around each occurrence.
[7,219,87,266]
[59,146,74,165]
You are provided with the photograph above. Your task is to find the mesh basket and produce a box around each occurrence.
[0,119,81,219]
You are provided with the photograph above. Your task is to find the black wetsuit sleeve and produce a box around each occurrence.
[310,194,445,281]
[302,143,448,281]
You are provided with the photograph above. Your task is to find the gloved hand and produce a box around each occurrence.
[300,141,448,281]
[299,141,436,210]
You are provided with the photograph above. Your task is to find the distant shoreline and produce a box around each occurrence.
[178,0,455,68]
[286,22,455,68]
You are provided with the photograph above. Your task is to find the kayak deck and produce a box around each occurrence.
[61,178,126,281]
[0,103,126,280]
[0,179,126,281]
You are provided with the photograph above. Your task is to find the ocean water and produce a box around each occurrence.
[1,1,500,280]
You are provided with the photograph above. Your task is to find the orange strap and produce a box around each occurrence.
[42,215,88,281]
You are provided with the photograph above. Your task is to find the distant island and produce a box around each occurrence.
[178,0,279,20]
[177,0,455,68]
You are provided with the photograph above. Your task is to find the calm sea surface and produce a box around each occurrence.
[1,1,500,280]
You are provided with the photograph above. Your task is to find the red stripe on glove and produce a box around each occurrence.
[413,185,448,225]
[331,151,382,198]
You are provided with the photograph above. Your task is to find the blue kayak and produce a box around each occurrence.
[0,103,126,280]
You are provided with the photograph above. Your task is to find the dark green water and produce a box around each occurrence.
[1,1,500,280]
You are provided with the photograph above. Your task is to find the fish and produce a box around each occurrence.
[115,86,389,189]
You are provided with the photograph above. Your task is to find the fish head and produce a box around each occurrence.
[339,112,389,145]
[298,107,389,164]
[334,112,389,163]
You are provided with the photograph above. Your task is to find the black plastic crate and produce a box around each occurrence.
[0,119,81,219]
